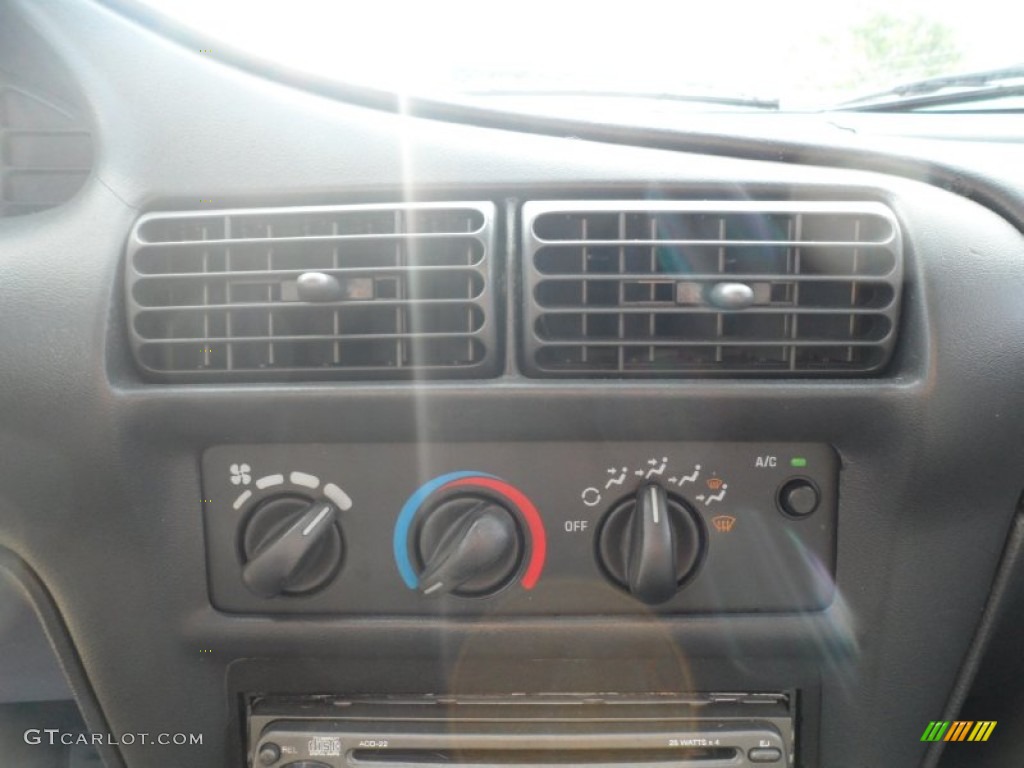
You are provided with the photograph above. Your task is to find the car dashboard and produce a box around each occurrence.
[2,2,1024,768]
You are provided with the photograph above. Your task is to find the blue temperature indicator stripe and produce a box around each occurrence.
[393,472,497,589]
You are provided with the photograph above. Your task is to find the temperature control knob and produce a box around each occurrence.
[596,484,705,604]
[240,495,344,598]
[414,495,523,598]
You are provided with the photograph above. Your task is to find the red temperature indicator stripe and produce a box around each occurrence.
[447,477,547,589]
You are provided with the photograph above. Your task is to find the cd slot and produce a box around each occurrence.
[350,747,737,766]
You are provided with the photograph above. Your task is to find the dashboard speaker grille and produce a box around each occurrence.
[127,203,498,380]
[523,200,903,377]
[0,86,92,217]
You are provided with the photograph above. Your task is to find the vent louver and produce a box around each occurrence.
[127,203,498,380]
[523,201,903,377]
[1,86,92,217]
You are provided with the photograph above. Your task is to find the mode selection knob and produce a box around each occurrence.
[240,494,344,598]
[414,495,524,598]
[596,483,705,605]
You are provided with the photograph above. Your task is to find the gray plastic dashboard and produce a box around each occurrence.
[1,1,1024,768]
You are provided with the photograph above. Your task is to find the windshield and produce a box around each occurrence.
[134,0,1019,111]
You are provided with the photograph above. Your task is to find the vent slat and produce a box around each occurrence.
[131,265,485,280]
[532,238,893,247]
[531,273,896,282]
[136,206,487,243]
[523,201,903,377]
[535,338,892,348]
[133,299,483,311]
[534,307,893,315]
[134,232,486,247]
[143,333,481,343]
[127,203,498,380]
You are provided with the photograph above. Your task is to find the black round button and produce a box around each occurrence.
[257,741,281,765]
[778,478,820,518]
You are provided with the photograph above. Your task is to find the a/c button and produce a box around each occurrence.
[778,478,820,517]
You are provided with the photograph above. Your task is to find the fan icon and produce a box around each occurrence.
[229,463,251,485]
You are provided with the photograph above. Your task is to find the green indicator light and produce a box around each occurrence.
[790,457,808,468]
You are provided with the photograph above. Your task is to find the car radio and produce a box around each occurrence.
[247,693,796,767]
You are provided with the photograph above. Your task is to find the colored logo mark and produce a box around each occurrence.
[921,721,996,742]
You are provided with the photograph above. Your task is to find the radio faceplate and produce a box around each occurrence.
[203,442,837,614]
[248,694,794,768]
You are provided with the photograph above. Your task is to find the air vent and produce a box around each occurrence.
[0,85,92,217]
[523,200,903,377]
[127,203,498,380]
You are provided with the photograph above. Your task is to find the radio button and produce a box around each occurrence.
[748,746,783,762]
[257,742,280,765]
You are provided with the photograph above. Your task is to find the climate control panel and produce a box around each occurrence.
[202,443,837,614]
